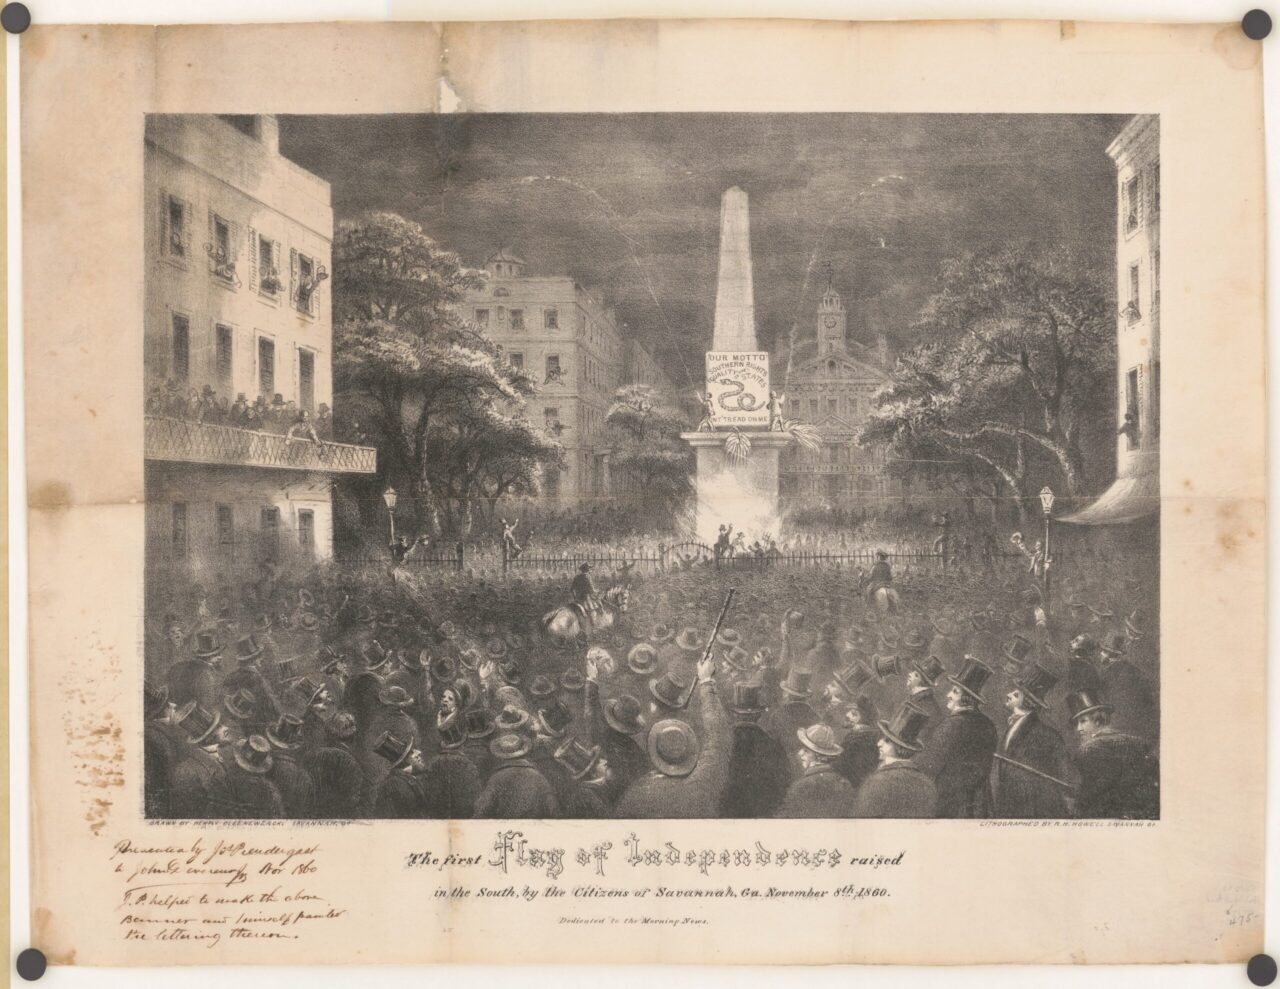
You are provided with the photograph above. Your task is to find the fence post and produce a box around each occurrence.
[456,541,465,572]
[501,541,510,575]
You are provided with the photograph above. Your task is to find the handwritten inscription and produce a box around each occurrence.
[111,836,346,948]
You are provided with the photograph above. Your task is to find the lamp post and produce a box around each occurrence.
[1039,486,1055,617]
[383,486,398,546]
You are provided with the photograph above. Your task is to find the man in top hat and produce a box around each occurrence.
[853,701,937,818]
[616,655,729,819]
[1098,631,1158,742]
[764,667,821,776]
[265,713,316,819]
[719,680,790,819]
[913,656,998,818]
[777,724,857,818]
[1066,634,1104,693]
[385,648,437,754]
[169,702,233,819]
[372,732,429,819]
[833,694,881,793]
[864,550,894,607]
[220,635,282,736]
[144,682,183,818]
[1068,690,1159,819]
[474,733,560,818]
[222,735,285,819]
[570,562,599,621]
[903,655,945,744]
[420,718,482,819]
[549,738,614,818]
[304,712,367,820]
[994,664,1073,819]
[584,660,649,804]
[167,629,226,713]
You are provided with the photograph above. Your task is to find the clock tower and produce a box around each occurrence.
[817,265,847,354]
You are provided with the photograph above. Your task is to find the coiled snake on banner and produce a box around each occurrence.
[715,377,761,412]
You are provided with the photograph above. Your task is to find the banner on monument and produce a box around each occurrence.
[705,351,770,428]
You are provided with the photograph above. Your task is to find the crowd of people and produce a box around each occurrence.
[144,541,1159,821]
[145,378,334,440]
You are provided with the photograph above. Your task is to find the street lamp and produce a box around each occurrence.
[383,486,398,544]
[1039,486,1055,617]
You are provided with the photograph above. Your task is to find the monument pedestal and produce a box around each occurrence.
[681,430,792,543]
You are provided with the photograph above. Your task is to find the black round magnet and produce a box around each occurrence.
[0,2,30,34]
[1248,953,1278,987]
[1242,9,1272,40]
[15,948,47,982]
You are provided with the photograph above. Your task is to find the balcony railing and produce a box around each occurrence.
[145,416,377,474]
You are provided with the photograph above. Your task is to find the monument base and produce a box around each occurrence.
[681,430,792,544]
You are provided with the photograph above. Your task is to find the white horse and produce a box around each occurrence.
[856,568,901,615]
[540,585,630,649]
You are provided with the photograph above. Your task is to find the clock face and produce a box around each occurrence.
[824,315,838,329]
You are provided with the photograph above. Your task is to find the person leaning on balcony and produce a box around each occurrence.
[286,410,322,444]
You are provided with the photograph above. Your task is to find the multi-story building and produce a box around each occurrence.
[778,274,904,508]
[465,249,625,501]
[144,114,376,574]
[1063,114,1160,525]
[623,338,677,403]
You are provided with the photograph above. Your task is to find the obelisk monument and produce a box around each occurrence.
[682,187,791,543]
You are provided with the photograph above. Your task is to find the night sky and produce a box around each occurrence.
[279,113,1130,392]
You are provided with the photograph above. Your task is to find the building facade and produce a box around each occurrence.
[1063,114,1160,525]
[778,276,903,508]
[465,250,626,501]
[623,338,677,403]
[144,114,376,575]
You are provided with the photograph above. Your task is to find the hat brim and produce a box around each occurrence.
[647,720,698,777]
[193,646,224,659]
[233,744,273,775]
[946,676,986,703]
[188,708,223,746]
[877,719,923,753]
[266,729,301,751]
[490,736,533,759]
[648,677,689,709]
[1070,702,1113,723]
[603,701,646,736]
[796,727,843,758]
[908,660,940,686]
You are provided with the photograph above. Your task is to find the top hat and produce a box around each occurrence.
[909,655,945,686]
[716,627,742,648]
[578,562,594,572]
[465,707,496,739]
[948,656,995,704]
[275,655,299,682]
[235,635,264,663]
[291,675,328,709]
[729,680,767,716]
[797,723,844,758]
[490,731,533,760]
[378,685,414,709]
[871,654,901,681]
[627,643,659,675]
[835,659,875,695]
[554,737,602,780]
[192,630,224,659]
[878,700,930,753]
[373,730,414,769]
[649,623,674,644]
[722,644,750,672]
[176,701,221,746]
[537,700,574,738]
[1014,663,1060,709]
[438,716,467,750]
[233,735,275,775]
[430,655,458,684]
[875,550,889,560]
[528,674,556,699]
[1100,631,1128,658]
[1004,634,1035,667]
[649,670,692,710]
[647,719,699,777]
[495,705,531,733]
[486,637,508,660]
[560,669,586,693]
[223,688,256,722]
[1066,689,1113,724]
[848,693,878,727]
[145,682,170,721]
[675,627,705,653]
[603,694,646,735]
[267,713,305,750]
[779,668,813,700]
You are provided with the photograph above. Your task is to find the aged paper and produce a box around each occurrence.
[21,19,1265,967]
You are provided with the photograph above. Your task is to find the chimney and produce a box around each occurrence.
[257,115,280,156]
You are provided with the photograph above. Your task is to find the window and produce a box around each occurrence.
[171,503,188,560]
[827,398,838,415]
[544,308,559,330]
[297,509,315,559]
[475,308,490,328]
[1150,163,1160,217]
[1124,368,1142,451]
[544,468,560,498]
[257,234,281,295]
[509,352,524,369]
[544,407,563,435]
[167,195,187,258]
[1152,250,1160,303]
[809,398,819,418]
[216,504,234,560]
[510,309,525,331]
[212,216,230,260]
[260,507,280,560]
[293,251,319,315]
[172,314,190,381]
[1124,175,1141,234]
[545,354,563,384]
[299,349,315,411]
[215,324,233,388]
[258,337,275,397]
[1125,263,1141,322]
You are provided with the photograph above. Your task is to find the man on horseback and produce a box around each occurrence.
[865,550,894,607]
[571,562,600,623]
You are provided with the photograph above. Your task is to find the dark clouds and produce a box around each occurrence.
[280,112,1128,391]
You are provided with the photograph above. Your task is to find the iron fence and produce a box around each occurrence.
[145,415,377,473]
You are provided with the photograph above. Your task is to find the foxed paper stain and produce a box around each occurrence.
[59,641,126,835]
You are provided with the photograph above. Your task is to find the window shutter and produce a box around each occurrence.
[159,190,170,254]
[230,220,241,262]
[247,227,258,290]
[207,208,215,263]
[273,240,283,285]
[181,199,193,259]
[290,247,300,307]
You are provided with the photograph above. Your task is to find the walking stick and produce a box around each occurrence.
[680,588,735,708]
[992,752,1077,791]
